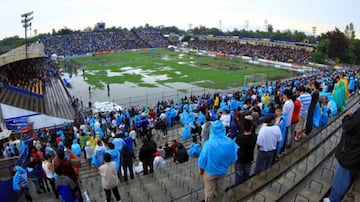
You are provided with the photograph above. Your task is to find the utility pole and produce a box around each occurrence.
[21,11,33,59]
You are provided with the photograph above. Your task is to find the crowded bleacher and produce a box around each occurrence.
[0,59,57,96]
[41,29,171,57]
[2,63,359,201]
[188,37,313,64]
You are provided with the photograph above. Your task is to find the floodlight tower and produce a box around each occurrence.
[312,26,317,41]
[264,20,268,32]
[244,20,249,30]
[219,19,222,32]
[21,11,33,59]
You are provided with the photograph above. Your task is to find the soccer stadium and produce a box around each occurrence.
[1,6,360,202]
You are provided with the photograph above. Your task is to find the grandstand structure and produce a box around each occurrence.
[0,43,74,121]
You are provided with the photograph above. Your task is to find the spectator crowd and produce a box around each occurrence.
[7,66,360,202]
[189,37,313,64]
[41,29,171,57]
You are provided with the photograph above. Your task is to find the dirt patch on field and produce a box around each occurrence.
[199,62,244,71]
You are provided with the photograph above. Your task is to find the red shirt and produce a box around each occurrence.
[171,142,177,154]
[291,100,301,123]
[56,137,62,146]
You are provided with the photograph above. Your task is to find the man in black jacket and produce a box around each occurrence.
[324,107,360,202]
[173,143,189,163]
[139,137,156,175]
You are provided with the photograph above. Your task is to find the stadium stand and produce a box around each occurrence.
[1,30,358,202]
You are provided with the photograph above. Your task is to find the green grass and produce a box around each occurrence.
[64,49,295,89]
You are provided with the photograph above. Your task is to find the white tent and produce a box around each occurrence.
[1,104,72,130]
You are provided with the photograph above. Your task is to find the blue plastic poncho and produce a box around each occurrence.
[318,106,329,127]
[313,102,321,127]
[56,130,65,142]
[112,138,126,151]
[107,149,120,173]
[276,115,287,155]
[198,120,238,176]
[348,77,355,91]
[181,125,191,140]
[328,96,338,116]
[180,111,190,126]
[211,109,217,121]
[71,139,81,157]
[13,166,29,191]
[262,106,269,116]
[96,128,104,139]
[197,111,206,125]
[188,143,201,157]
[91,146,106,168]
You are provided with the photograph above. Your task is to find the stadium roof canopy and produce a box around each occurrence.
[0,43,45,67]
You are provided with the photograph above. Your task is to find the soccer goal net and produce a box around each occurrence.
[244,73,267,87]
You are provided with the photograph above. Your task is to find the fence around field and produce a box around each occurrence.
[112,86,221,109]
[62,48,318,109]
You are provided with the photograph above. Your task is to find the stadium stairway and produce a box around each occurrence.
[213,95,360,202]
[23,95,359,202]
[71,94,360,202]
[0,87,46,114]
[44,78,74,120]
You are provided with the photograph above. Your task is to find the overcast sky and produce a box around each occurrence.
[0,0,359,40]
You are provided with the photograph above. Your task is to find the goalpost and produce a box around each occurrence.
[244,73,267,87]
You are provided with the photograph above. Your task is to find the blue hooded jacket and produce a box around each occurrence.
[107,149,120,173]
[198,120,238,176]
[71,139,81,157]
[13,166,29,191]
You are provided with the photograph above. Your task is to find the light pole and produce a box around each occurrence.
[21,11,33,59]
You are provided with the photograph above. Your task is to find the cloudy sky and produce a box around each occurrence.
[0,0,359,40]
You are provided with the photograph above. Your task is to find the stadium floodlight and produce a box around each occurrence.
[21,11,33,18]
[21,11,34,59]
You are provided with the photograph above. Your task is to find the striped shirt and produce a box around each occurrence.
[298,93,311,116]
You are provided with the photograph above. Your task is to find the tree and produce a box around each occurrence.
[182,35,191,42]
[344,22,355,40]
[83,26,93,32]
[322,28,348,62]
[57,27,75,35]
[312,51,326,63]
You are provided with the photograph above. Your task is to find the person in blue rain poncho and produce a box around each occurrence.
[13,165,33,202]
[275,106,287,156]
[188,142,201,157]
[56,130,66,143]
[106,143,120,173]
[71,139,81,157]
[92,139,107,168]
[198,120,238,202]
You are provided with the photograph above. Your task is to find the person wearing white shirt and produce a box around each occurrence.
[254,113,281,174]
[220,110,231,129]
[42,155,58,198]
[153,151,166,170]
[282,89,295,150]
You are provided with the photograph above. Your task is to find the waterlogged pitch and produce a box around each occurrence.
[65,49,293,90]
